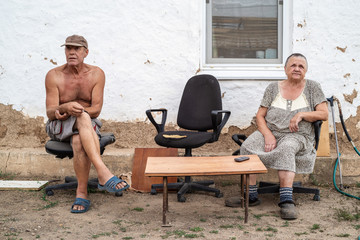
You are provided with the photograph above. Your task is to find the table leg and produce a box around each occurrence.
[240,175,244,208]
[245,174,249,223]
[162,176,171,227]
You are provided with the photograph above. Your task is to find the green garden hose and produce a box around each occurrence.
[327,96,360,201]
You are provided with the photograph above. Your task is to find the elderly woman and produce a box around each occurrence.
[226,53,328,220]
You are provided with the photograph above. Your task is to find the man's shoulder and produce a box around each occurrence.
[85,64,104,74]
[46,64,66,77]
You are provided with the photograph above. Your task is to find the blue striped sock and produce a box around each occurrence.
[279,187,293,203]
[247,184,258,201]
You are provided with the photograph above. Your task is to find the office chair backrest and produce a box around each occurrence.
[177,74,222,131]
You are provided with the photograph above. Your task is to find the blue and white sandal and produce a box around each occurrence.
[98,176,129,193]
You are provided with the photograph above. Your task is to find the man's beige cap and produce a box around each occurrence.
[61,35,88,49]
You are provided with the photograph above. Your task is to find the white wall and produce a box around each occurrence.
[0,0,360,128]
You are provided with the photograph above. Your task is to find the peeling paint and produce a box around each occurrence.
[336,46,347,53]
[343,73,351,79]
[343,89,358,104]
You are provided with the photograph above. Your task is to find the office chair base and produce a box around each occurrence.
[257,181,320,201]
[151,179,222,202]
[45,176,123,197]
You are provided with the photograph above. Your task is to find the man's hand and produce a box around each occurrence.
[62,102,84,117]
[264,133,277,152]
[55,109,69,120]
[289,113,303,132]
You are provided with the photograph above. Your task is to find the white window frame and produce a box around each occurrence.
[199,0,292,80]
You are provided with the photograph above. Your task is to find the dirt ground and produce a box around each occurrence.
[0,180,359,240]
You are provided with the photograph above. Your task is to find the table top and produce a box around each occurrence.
[144,155,267,177]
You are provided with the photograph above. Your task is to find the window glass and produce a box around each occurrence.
[206,0,282,64]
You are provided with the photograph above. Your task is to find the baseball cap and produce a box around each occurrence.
[61,35,88,49]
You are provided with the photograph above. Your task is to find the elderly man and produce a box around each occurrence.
[45,35,128,213]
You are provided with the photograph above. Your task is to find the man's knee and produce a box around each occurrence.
[75,112,92,129]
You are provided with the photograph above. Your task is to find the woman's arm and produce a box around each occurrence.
[256,106,277,152]
[289,102,328,132]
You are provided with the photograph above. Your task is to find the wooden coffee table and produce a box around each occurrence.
[144,155,267,226]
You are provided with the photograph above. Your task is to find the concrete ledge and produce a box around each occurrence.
[0,148,359,184]
[0,147,134,179]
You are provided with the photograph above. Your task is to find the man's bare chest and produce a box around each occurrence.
[58,76,94,104]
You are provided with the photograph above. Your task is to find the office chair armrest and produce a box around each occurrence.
[232,134,247,146]
[211,110,231,141]
[146,109,168,133]
[313,120,323,150]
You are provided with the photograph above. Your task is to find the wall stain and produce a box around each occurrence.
[343,89,358,104]
[144,59,151,64]
[50,59,57,65]
[336,46,347,53]
[343,73,351,79]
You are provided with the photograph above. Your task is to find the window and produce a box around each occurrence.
[202,0,290,80]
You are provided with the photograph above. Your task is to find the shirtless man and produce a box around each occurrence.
[45,35,128,213]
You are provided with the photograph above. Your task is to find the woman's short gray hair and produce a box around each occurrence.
[285,53,308,68]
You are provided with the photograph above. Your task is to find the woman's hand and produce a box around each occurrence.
[264,133,277,152]
[289,112,303,132]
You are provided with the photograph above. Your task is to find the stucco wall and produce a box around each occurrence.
[0,0,360,128]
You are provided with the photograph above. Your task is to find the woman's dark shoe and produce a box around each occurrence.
[225,196,261,208]
[279,201,297,220]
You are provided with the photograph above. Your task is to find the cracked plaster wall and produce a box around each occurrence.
[0,1,360,150]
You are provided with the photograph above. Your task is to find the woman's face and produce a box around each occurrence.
[284,56,307,81]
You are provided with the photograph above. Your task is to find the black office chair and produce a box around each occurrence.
[232,120,322,201]
[146,74,231,202]
[44,132,119,196]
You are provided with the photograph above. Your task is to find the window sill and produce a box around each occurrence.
[198,65,286,80]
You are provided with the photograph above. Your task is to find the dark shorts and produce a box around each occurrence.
[45,116,102,142]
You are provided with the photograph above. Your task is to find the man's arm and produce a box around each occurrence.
[84,67,105,118]
[45,70,61,121]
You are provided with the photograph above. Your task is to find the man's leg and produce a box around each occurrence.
[74,112,126,189]
[71,134,91,211]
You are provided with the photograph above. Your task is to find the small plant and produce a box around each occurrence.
[264,226,278,233]
[335,233,350,237]
[189,227,203,232]
[310,224,320,230]
[131,207,144,212]
[281,221,289,227]
[122,237,133,240]
[295,232,308,236]
[209,230,218,234]
[184,233,198,238]
[253,213,269,220]
[220,224,234,229]
[0,170,16,180]
[200,218,206,222]
[335,207,360,221]
[353,224,360,230]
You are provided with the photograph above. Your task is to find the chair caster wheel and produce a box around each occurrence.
[177,195,186,202]
[150,189,157,195]
[215,192,223,198]
[115,192,123,197]
[313,195,320,201]
[46,190,54,196]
